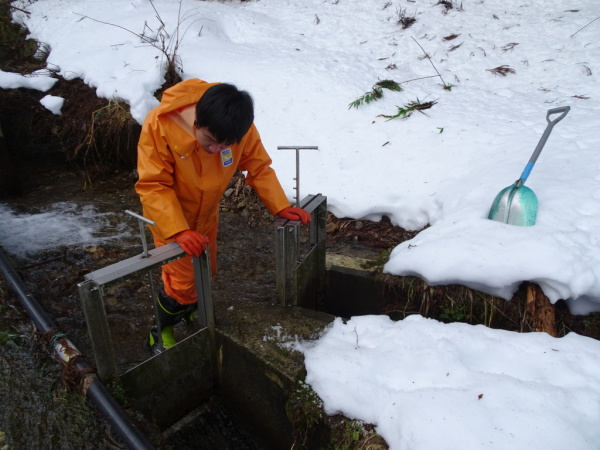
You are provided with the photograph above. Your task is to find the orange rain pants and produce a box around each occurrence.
[153,226,218,306]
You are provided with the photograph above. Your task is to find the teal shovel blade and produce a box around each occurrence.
[488,183,538,226]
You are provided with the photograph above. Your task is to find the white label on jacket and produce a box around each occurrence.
[220,148,233,167]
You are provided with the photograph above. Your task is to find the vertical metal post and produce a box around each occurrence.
[125,210,154,257]
[277,224,299,306]
[193,248,217,381]
[125,210,161,346]
[287,224,299,306]
[192,248,214,331]
[78,280,119,381]
[277,146,318,207]
[295,149,300,206]
[275,225,286,303]
[312,197,327,309]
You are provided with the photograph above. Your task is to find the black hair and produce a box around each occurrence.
[195,83,254,145]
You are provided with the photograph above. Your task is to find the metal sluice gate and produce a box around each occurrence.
[76,193,327,430]
[77,212,216,428]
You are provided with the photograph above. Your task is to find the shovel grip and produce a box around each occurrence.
[545,106,570,125]
[518,162,534,184]
[519,106,570,182]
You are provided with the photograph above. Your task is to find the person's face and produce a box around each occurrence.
[194,123,229,154]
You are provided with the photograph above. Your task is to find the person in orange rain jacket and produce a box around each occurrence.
[135,78,310,354]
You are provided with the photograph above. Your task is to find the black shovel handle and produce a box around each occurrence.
[518,106,570,183]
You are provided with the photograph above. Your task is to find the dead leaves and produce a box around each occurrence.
[487,65,516,76]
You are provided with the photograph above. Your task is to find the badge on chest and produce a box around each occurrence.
[220,148,233,167]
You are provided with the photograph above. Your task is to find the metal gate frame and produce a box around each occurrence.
[78,242,215,380]
[276,194,327,308]
[77,242,216,427]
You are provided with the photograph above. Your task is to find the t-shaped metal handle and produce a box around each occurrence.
[277,146,319,206]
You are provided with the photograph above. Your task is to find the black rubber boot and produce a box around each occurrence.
[148,290,187,354]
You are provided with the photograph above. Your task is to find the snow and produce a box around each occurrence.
[2,1,600,448]
[0,68,56,91]
[291,315,600,449]
[39,94,64,114]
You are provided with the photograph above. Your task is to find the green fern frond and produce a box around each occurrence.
[375,79,402,92]
[348,79,403,109]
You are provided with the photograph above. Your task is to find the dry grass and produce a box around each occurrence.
[395,7,416,29]
[71,100,141,182]
[374,274,600,340]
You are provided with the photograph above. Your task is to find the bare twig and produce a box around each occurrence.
[9,5,30,15]
[149,0,167,30]
[399,74,439,84]
[571,16,600,38]
[74,13,155,45]
[411,36,449,88]
[74,0,201,86]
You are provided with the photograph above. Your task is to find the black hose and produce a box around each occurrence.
[85,378,155,450]
[0,249,155,450]
[0,250,55,332]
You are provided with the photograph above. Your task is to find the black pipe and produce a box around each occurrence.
[0,249,155,450]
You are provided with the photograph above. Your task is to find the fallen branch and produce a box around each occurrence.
[378,99,438,120]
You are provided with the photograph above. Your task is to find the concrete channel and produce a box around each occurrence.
[72,194,393,448]
[129,256,384,449]
[212,257,390,449]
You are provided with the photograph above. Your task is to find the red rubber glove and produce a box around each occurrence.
[173,230,209,257]
[277,207,311,225]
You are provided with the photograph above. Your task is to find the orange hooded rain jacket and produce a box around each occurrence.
[135,79,290,305]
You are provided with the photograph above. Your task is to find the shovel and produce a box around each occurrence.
[488,106,570,226]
